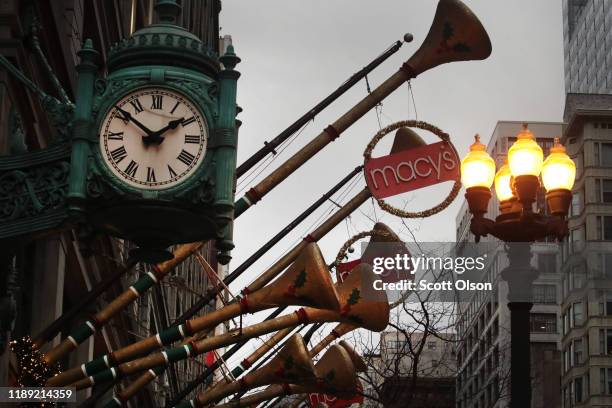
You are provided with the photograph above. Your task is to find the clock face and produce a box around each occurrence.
[99,87,208,190]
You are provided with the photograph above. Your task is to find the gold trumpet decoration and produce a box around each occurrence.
[69,264,388,390]
[36,0,492,387]
[287,341,367,408]
[234,0,492,217]
[195,334,315,407]
[47,242,337,387]
[98,222,406,407]
[215,344,358,408]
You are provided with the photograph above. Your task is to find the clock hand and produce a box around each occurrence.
[143,117,184,145]
[153,117,184,137]
[115,106,154,136]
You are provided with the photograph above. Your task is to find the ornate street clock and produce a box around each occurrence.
[0,1,238,263]
[76,1,240,263]
[98,87,208,190]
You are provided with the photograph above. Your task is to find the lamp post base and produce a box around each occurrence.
[508,301,533,408]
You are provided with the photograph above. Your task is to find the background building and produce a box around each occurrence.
[558,93,612,407]
[370,331,456,408]
[559,0,612,406]
[454,121,564,408]
[0,1,222,405]
[562,0,612,94]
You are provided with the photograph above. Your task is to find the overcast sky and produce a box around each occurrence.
[217,0,565,365]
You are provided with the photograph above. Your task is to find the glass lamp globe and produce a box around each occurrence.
[494,162,514,202]
[542,138,576,192]
[461,135,496,189]
[508,124,544,177]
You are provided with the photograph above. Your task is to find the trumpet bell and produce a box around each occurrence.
[337,340,367,373]
[405,0,492,77]
[251,243,340,311]
[310,264,390,332]
[196,334,316,406]
[294,344,357,397]
[390,127,426,153]
[253,333,316,387]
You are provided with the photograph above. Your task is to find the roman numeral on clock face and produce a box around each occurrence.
[168,165,178,178]
[125,160,139,177]
[184,134,200,144]
[129,99,144,114]
[147,167,156,182]
[107,131,124,140]
[170,101,180,114]
[110,146,128,163]
[177,149,196,166]
[182,116,196,126]
[151,95,163,110]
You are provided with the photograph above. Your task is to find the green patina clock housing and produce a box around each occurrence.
[71,2,239,263]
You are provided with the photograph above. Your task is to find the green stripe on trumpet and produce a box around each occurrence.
[131,274,156,293]
[70,323,95,344]
[92,367,118,384]
[164,344,194,363]
[231,365,244,377]
[84,355,109,375]
[158,326,184,345]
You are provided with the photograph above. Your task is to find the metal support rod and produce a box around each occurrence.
[236,40,403,178]
[0,54,58,103]
[233,61,414,218]
[29,20,72,104]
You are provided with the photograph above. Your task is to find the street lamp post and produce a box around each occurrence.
[460,124,576,408]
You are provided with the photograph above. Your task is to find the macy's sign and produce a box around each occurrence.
[365,140,459,199]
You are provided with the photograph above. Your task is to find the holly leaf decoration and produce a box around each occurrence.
[443,22,454,40]
[284,355,295,370]
[324,369,336,383]
[347,289,361,305]
[453,43,471,53]
[294,270,307,289]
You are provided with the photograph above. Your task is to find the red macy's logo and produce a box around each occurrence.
[365,141,459,199]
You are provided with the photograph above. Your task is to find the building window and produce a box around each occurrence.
[595,142,612,167]
[600,368,612,394]
[532,284,556,304]
[530,313,557,333]
[575,376,584,402]
[595,179,612,203]
[572,302,584,326]
[569,264,586,290]
[600,329,612,355]
[570,226,585,253]
[599,292,612,316]
[598,253,612,278]
[427,340,437,350]
[573,338,584,366]
[571,188,583,216]
[596,216,612,240]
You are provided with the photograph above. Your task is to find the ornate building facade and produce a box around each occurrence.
[0,1,222,405]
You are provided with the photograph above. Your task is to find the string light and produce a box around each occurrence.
[9,336,60,388]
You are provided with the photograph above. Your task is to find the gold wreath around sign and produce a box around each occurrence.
[363,120,461,218]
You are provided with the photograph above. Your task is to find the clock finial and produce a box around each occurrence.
[155,0,181,25]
